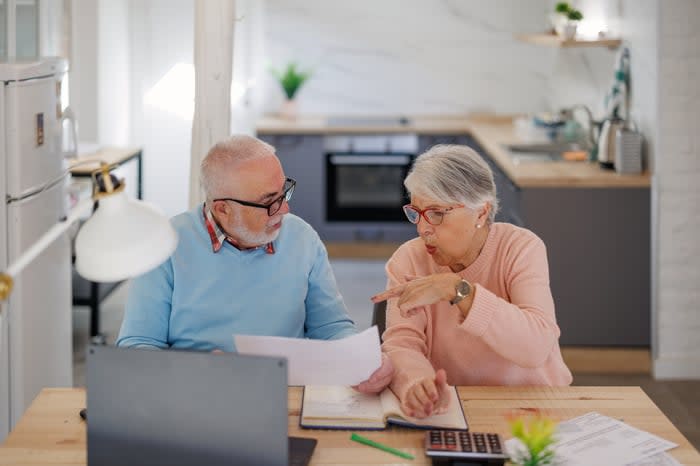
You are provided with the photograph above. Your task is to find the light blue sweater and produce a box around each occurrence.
[117,207,357,351]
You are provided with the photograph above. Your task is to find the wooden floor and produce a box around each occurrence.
[561,347,651,374]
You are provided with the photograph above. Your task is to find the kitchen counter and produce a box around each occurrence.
[256,115,651,188]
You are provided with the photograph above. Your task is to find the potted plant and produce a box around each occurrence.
[508,415,558,466]
[563,8,583,39]
[550,2,569,35]
[270,62,311,119]
[550,2,583,39]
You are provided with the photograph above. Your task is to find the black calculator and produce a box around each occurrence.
[425,430,508,466]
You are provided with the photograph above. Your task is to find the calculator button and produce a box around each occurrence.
[424,430,508,462]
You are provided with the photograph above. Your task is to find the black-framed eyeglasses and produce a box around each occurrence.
[214,178,296,216]
[402,203,464,226]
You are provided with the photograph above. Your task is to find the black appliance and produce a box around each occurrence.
[325,152,414,222]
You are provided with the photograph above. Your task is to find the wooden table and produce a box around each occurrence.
[1,387,698,465]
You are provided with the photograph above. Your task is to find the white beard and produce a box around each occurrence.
[229,210,282,247]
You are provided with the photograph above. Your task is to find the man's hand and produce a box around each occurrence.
[353,353,394,394]
[401,369,450,418]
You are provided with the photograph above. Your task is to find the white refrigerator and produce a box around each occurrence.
[0,58,73,439]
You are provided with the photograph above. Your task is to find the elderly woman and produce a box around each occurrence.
[372,144,572,418]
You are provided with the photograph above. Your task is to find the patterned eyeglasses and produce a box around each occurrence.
[402,203,464,226]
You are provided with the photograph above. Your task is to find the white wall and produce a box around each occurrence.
[128,0,194,217]
[653,0,700,379]
[231,0,267,135]
[97,0,130,146]
[70,0,99,142]
[72,0,264,217]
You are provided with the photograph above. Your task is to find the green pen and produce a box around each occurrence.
[350,433,415,460]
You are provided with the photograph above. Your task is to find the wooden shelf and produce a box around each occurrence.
[516,33,622,49]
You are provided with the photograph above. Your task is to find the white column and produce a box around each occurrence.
[652,0,700,379]
[189,0,236,208]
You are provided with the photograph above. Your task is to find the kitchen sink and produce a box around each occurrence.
[503,142,588,164]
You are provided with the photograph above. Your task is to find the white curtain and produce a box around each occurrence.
[189,0,236,208]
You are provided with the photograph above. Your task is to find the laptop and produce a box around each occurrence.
[86,345,317,466]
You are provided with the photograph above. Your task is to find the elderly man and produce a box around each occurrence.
[117,135,391,393]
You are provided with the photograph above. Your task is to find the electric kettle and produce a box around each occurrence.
[597,117,626,169]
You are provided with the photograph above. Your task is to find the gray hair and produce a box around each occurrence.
[200,135,276,201]
[404,144,499,223]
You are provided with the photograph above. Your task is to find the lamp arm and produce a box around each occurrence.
[0,197,95,302]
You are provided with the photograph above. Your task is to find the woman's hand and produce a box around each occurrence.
[402,369,451,418]
[371,273,462,318]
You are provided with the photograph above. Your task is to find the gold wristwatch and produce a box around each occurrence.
[450,279,471,305]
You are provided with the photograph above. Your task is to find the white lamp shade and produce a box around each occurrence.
[75,192,178,282]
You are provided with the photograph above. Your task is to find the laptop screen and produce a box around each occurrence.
[86,345,291,466]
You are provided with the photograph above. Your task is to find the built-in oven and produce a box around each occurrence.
[326,152,414,222]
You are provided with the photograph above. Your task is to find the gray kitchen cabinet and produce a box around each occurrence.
[259,134,325,230]
[519,188,650,346]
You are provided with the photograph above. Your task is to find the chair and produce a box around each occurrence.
[371,301,387,339]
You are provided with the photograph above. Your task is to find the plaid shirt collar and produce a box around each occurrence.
[202,204,275,254]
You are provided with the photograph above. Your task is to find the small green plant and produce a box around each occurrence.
[566,9,583,21]
[554,2,583,21]
[270,63,311,100]
[555,2,570,14]
[508,415,557,466]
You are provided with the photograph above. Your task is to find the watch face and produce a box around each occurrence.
[457,280,471,297]
[450,279,471,305]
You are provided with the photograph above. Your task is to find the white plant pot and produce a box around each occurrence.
[563,22,578,40]
[279,99,298,120]
[549,12,568,35]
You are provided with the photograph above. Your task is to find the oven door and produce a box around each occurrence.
[326,152,413,222]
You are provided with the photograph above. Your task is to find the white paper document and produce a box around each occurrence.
[506,412,678,466]
[628,452,682,466]
[233,326,381,386]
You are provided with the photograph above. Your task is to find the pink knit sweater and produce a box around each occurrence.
[382,222,572,402]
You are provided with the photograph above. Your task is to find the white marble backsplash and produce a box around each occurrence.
[260,0,618,117]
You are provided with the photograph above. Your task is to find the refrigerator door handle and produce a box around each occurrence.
[6,172,69,204]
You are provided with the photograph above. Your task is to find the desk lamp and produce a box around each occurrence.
[0,162,177,302]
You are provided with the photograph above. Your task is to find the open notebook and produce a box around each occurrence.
[300,385,468,430]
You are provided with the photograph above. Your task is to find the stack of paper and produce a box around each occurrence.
[506,412,679,466]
